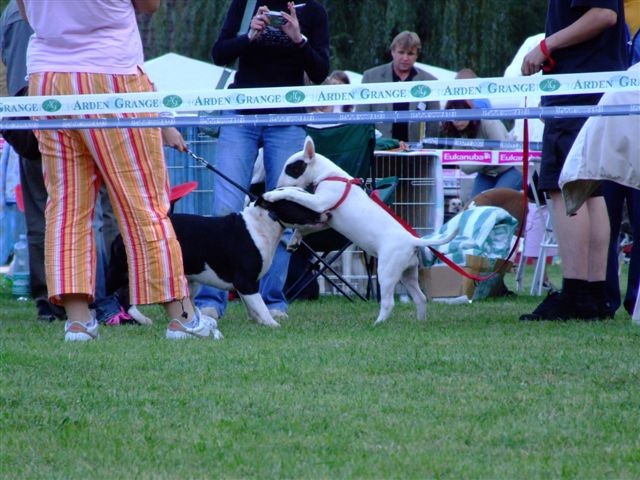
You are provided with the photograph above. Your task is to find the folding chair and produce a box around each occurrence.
[286,123,381,302]
[514,162,558,295]
[530,197,558,295]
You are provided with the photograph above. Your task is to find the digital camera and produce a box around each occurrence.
[267,12,286,28]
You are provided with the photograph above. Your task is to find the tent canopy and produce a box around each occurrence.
[143,52,234,92]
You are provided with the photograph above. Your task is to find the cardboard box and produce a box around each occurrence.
[419,264,468,300]
[419,255,513,300]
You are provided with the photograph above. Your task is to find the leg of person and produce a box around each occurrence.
[18,155,65,321]
[469,173,497,198]
[94,123,213,337]
[93,71,219,339]
[93,186,108,303]
[493,166,524,191]
[520,119,598,321]
[602,181,624,315]
[31,79,101,340]
[98,185,119,265]
[585,192,611,317]
[260,125,306,316]
[624,187,640,315]
[195,117,260,319]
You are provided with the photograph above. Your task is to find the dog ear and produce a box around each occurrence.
[303,136,316,160]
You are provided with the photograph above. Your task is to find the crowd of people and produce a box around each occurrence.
[0,0,637,342]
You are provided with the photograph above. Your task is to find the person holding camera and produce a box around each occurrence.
[196,1,330,321]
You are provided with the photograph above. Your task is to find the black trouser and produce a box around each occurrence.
[603,181,639,315]
[18,155,48,303]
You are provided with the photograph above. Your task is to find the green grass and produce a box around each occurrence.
[1,268,639,479]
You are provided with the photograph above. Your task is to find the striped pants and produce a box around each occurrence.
[29,70,188,305]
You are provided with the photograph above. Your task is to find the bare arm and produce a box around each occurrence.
[131,0,161,14]
[161,127,187,152]
[521,7,618,75]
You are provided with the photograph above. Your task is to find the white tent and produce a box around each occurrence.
[415,62,457,80]
[343,70,363,84]
[504,33,545,78]
[143,52,234,92]
[503,33,546,141]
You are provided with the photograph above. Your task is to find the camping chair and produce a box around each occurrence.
[286,123,391,302]
[514,162,558,296]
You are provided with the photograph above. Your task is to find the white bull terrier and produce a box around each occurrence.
[263,136,457,325]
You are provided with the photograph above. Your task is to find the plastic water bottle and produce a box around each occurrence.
[11,234,30,301]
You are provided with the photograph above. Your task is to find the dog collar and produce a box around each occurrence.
[313,176,364,211]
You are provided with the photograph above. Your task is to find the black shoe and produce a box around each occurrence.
[519,290,599,321]
[36,300,66,322]
[623,298,635,316]
[597,300,616,320]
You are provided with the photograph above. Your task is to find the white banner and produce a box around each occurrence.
[0,70,638,118]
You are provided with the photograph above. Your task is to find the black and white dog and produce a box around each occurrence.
[263,137,457,325]
[107,193,329,328]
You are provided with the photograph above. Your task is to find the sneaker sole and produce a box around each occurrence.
[166,329,209,340]
[64,331,98,341]
[165,329,223,340]
[165,321,218,340]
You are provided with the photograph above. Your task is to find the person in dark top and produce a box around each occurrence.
[196,1,330,321]
[519,0,627,321]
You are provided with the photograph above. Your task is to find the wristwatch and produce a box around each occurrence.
[295,35,308,48]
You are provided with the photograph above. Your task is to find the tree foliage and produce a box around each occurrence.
[0,0,547,77]
[139,0,547,77]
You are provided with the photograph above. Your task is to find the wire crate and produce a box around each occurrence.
[371,151,444,236]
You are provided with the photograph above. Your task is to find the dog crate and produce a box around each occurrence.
[371,150,444,236]
[164,128,217,216]
[318,151,445,299]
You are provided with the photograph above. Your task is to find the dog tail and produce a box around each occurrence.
[414,227,459,266]
[414,226,459,247]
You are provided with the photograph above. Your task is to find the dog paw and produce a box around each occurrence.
[260,319,281,328]
[261,191,281,202]
[128,305,153,325]
[211,328,224,340]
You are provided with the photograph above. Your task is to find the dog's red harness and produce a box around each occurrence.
[313,176,364,212]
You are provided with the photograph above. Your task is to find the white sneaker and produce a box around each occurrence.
[166,308,223,340]
[64,318,99,342]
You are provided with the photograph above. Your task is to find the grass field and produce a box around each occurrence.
[1,267,639,479]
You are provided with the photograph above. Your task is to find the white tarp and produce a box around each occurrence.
[503,33,546,140]
[415,62,456,80]
[143,52,234,92]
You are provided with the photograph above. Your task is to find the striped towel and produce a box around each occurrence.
[422,206,518,267]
